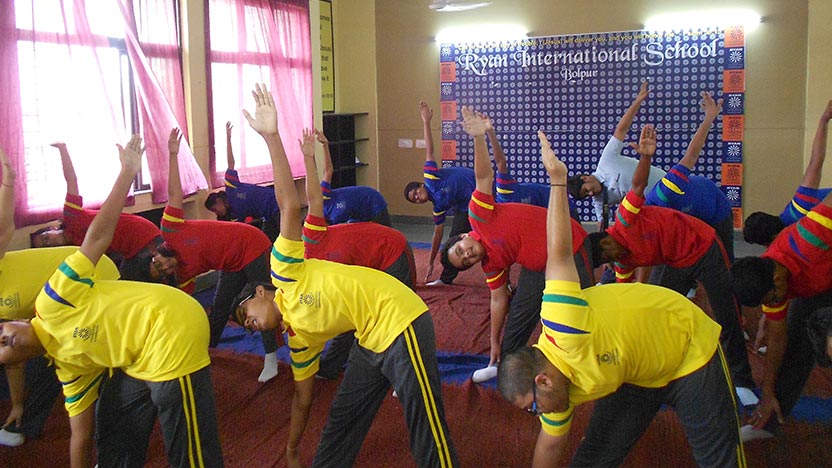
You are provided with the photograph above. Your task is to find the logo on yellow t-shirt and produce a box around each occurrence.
[596,348,619,366]
[73,325,99,342]
[299,292,321,308]
[1,293,20,309]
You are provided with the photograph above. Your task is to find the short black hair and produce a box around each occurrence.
[567,174,586,199]
[587,231,609,268]
[204,190,227,210]
[731,256,776,307]
[403,181,423,202]
[497,347,547,402]
[808,307,832,367]
[118,243,178,284]
[230,282,276,325]
[743,211,785,246]
[440,233,467,274]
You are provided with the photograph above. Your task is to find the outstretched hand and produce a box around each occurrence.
[243,83,278,136]
[299,129,316,158]
[628,124,657,157]
[461,106,487,137]
[50,142,67,151]
[701,91,724,121]
[314,129,329,145]
[539,131,566,179]
[117,134,144,175]
[168,128,182,155]
[226,121,233,139]
[0,147,16,182]
[480,112,494,132]
[637,80,650,101]
[419,101,433,123]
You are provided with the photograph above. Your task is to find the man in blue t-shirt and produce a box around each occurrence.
[315,129,391,226]
[205,121,281,241]
[404,101,475,285]
[645,91,735,261]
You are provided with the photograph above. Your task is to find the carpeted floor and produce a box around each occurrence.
[2,246,832,467]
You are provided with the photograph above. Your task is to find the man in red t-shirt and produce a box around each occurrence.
[732,192,832,439]
[592,125,754,395]
[441,107,594,383]
[30,143,177,283]
[299,129,416,379]
[163,128,279,383]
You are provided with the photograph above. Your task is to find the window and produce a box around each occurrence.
[14,0,158,213]
[4,0,199,225]
[206,0,313,186]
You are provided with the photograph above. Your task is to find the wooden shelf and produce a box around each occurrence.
[322,113,367,188]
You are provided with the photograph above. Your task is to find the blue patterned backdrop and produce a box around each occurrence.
[439,26,746,224]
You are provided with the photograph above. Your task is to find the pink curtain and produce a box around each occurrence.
[0,1,25,227]
[206,0,312,187]
[0,0,204,226]
[120,0,207,203]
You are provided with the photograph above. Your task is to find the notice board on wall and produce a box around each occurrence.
[320,0,334,113]
[439,26,746,226]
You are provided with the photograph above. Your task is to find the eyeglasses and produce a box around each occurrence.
[526,383,542,416]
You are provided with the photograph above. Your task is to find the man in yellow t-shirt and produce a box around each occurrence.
[0,136,223,467]
[496,131,745,467]
[233,86,458,468]
[0,246,117,447]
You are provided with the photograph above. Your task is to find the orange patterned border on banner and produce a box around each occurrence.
[723,26,745,48]
[440,101,458,121]
[440,62,457,82]
[732,207,743,229]
[723,70,745,93]
[721,163,743,186]
[722,115,745,142]
[441,140,457,161]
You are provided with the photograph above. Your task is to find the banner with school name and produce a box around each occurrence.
[439,26,746,226]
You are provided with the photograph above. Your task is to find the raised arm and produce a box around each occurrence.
[301,129,324,219]
[0,147,16,257]
[613,81,650,142]
[541,131,579,283]
[167,128,183,209]
[244,83,301,240]
[52,142,79,196]
[630,125,657,198]
[79,135,143,265]
[801,99,832,189]
[678,92,723,170]
[316,129,333,184]
[485,116,508,174]
[461,106,492,194]
[420,101,438,165]
[225,121,235,171]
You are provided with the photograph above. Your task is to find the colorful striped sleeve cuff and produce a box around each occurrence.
[161,206,185,233]
[423,161,440,181]
[540,406,575,436]
[762,301,788,321]
[224,169,240,189]
[270,236,305,284]
[63,194,84,214]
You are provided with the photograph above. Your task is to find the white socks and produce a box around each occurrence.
[472,364,498,383]
[0,428,24,447]
[736,387,759,407]
[258,352,279,383]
